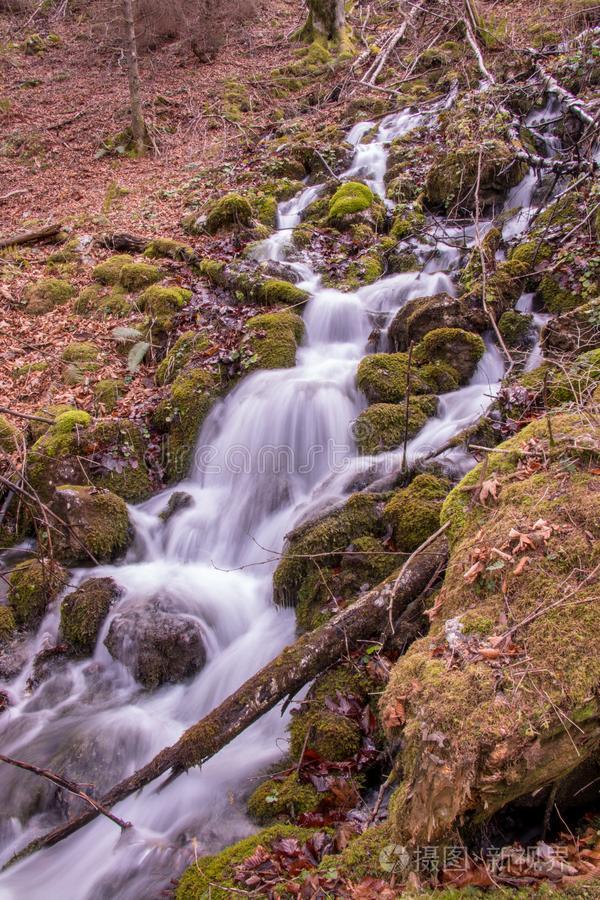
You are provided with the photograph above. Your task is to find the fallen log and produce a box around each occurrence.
[0,223,62,251]
[535,61,595,128]
[3,534,448,869]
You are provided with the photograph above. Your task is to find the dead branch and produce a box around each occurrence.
[362,0,426,87]
[0,406,55,426]
[0,755,131,831]
[0,224,63,251]
[3,534,448,869]
[534,61,595,128]
[462,13,495,84]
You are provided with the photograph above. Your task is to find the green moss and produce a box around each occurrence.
[119,262,162,292]
[49,485,131,565]
[13,361,49,378]
[153,368,218,481]
[354,397,438,455]
[92,255,133,285]
[156,332,210,386]
[138,285,192,318]
[74,284,104,316]
[175,825,316,900]
[60,577,119,653]
[29,404,74,441]
[498,310,533,348]
[426,142,526,211]
[413,328,485,382]
[356,353,430,404]
[53,410,92,433]
[290,708,362,762]
[205,193,253,234]
[319,824,393,881]
[384,474,450,551]
[273,493,381,608]
[508,239,553,272]
[143,238,194,261]
[261,279,309,307]
[23,278,75,315]
[344,252,384,288]
[0,606,16,640]
[537,272,582,313]
[418,361,460,392]
[0,415,19,452]
[8,558,67,626]
[246,310,305,369]
[328,181,375,221]
[99,287,132,318]
[93,379,125,413]
[390,204,426,239]
[247,773,320,824]
[61,341,99,363]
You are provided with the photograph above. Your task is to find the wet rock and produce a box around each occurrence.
[61,577,123,654]
[7,558,68,626]
[388,292,486,352]
[104,604,207,689]
[49,486,132,566]
[28,642,70,690]
[159,491,194,523]
[200,258,307,307]
[0,630,31,680]
[542,299,600,355]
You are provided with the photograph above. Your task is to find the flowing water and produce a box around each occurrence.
[0,100,560,899]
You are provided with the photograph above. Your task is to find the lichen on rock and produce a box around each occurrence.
[48,485,132,565]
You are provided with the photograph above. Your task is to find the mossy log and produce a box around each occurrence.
[4,535,447,869]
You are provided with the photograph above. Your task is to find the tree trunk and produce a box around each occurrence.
[301,0,345,43]
[3,535,447,870]
[121,0,147,156]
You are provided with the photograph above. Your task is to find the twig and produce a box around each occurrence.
[0,754,131,830]
[0,406,55,425]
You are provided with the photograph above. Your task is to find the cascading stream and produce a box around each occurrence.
[0,99,558,899]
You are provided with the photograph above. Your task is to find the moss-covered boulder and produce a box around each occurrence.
[23,278,75,315]
[354,397,438,455]
[390,202,426,240]
[383,473,450,551]
[61,341,99,363]
[273,492,382,609]
[93,378,126,413]
[104,603,206,688]
[7,558,67,626]
[204,192,254,234]
[137,285,192,318]
[48,485,131,565]
[143,238,195,261]
[0,415,19,453]
[0,606,16,641]
[153,368,219,481]
[290,707,362,762]
[388,292,486,352]
[201,258,309,308]
[327,181,381,229]
[356,353,430,404]
[29,403,75,441]
[247,773,320,824]
[498,310,534,348]
[413,327,485,382]
[92,255,133,285]
[175,826,316,900]
[60,577,122,654]
[155,332,210,386]
[536,271,584,314]
[27,417,151,503]
[542,298,600,355]
[425,141,526,212]
[119,262,162,292]
[382,413,600,847]
[245,310,305,369]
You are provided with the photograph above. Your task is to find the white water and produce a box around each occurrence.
[0,98,562,899]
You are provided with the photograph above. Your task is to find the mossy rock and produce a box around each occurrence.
[245,310,305,369]
[23,278,75,315]
[318,824,393,882]
[425,141,526,212]
[53,410,92,433]
[205,193,253,234]
[389,292,486,352]
[384,413,600,845]
[92,255,133,285]
[137,285,192,318]
[542,298,600,355]
[0,606,16,641]
[327,181,384,229]
[8,558,67,626]
[29,403,75,441]
[93,378,125,413]
[247,773,320,824]
[153,368,218,482]
[143,238,194,261]
[156,332,210,386]
[201,258,310,307]
[73,284,104,316]
[418,360,460,393]
[498,310,534,348]
[290,708,362,762]
[99,287,132,318]
[49,485,131,565]
[356,353,430,404]
[175,825,316,900]
[27,417,151,503]
[119,262,162,292]
[354,397,438,455]
[60,577,122,654]
[390,204,426,240]
[413,328,485,382]
[0,415,19,453]
[384,473,450,552]
[61,341,99,363]
[536,272,583,314]
[273,493,382,610]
